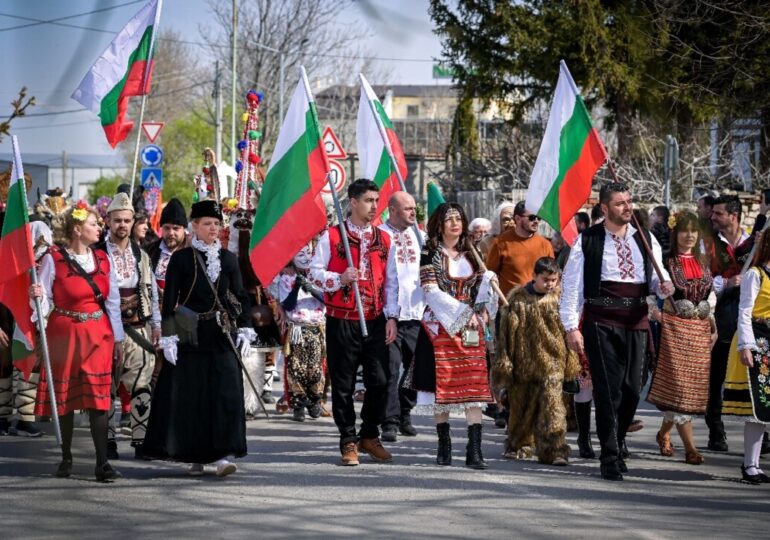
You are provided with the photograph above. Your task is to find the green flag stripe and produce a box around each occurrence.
[371,149,392,187]
[1,180,29,235]
[537,96,593,226]
[374,100,394,129]
[250,109,316,246]
[98,25,153,126]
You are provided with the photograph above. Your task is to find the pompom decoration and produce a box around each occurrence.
[248,130,258,140]
[248,153,260,164]
[202,166,210,175]
[237,140,248,150]
[247,90,260,105]
[256,92,264,102]
[241,112,250,123]
[192,191,200,203]
[226,198,239,210]
[235,160,243,173]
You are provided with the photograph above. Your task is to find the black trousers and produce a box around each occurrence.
[382,320,420,428]
[326,315,390,447]
[705,338,731,437]
[583,321,647,466]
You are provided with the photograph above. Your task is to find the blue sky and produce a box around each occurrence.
[0,0,444,158]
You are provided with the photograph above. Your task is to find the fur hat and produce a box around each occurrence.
[160,198,188,227]
[107,192,134,215]
[190,200,222,221]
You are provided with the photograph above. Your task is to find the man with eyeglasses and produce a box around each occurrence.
[486,201,554,296]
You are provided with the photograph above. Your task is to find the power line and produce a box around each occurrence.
[0,0,144,33]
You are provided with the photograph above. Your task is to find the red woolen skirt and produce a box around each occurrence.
[35,312,114,416]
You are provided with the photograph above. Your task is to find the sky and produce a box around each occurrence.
[0,0,446,159]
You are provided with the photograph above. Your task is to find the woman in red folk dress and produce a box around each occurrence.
[30,202,124,482]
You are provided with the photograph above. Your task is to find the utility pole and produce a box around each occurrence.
[213,60,223,171]
[61,150,67,192]
[230,0,238,168]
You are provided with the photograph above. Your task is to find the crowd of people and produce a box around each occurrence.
[1,178,769,485]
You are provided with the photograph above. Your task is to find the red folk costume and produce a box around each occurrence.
[35,248,117,416]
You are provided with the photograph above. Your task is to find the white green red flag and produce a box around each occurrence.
[249,74,328,286]
[0,137,36,379]
[525,61,607,245]
[356,75,408,222]
[71,0,162,148]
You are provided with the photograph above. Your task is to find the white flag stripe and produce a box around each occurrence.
[71,0,159,113]
[268,79,310,173]
[356,77,386,180]
[525,63,579,213]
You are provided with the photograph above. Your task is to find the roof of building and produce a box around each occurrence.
[0,153,127,169]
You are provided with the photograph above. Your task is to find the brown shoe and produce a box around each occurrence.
[340,442,359,466]
[358,437,392,463]
[685,450,704,465]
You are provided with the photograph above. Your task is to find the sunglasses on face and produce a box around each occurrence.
[526,215,541,222]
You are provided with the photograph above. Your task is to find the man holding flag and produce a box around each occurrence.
[309,179,399,466]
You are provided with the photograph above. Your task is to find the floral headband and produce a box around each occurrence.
[71,200,90,222]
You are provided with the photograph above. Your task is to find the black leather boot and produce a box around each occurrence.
[465,424,488,469]
[575,401,596,459]
[436,422,452,465]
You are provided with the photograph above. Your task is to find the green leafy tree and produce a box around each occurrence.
[87,176,124,203]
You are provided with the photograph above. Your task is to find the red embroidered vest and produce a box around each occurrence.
[325,226,391,321]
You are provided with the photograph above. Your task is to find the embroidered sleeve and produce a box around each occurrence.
[150,273,161,329]
[474,270,499,321]
[105,263,125,342]
[737,268,761,351]
[650,234,672,297]
[420,247,473,336]
[560,234,585,332]
[383,241,400,319]
[309,231,341,293]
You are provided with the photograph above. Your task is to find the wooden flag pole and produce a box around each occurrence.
[301,67,368,337]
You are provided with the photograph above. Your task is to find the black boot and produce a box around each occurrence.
[465,424,488,470]
[436,422,452,466]
[575,401,596,459]
[292,406,305,422]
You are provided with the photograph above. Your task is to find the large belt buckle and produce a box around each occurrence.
[622,298,632,307]
[77,312,88,322]
[602,297,611,307]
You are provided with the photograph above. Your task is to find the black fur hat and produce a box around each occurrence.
[160,198,188,227]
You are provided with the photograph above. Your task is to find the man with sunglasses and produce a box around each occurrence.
[486,201,554,296]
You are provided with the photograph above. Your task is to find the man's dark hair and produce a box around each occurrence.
[348,178,379,200]
[714,194,742,219]
[590,203,603,222]
[514,200,527,216]
[599,182,629,205]
[534,256,560,276]
[575,212,590,230]
[699,195,716,208]
[652,205,670,221]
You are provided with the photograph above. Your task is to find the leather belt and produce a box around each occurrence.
[198,311,220,321]
[584,296,647,308]
[54,307,103,322]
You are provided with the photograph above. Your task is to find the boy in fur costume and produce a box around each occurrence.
[493,257,580,465]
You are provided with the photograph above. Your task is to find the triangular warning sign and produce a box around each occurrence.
[322,126,347,159]
[142,122,165,143]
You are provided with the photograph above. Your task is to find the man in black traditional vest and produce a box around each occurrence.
[560,182,674,481]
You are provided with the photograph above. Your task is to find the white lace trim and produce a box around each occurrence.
[159,335,179,350]
[67,248,96,273]
[192,236,222,282]
[413,402,491,415]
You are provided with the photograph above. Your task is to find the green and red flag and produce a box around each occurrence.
[249,75,328,286]
[0,137,36,380]
[426,182,446,219]
[71,0,162,148]
[525,60,607,246]
[356,75,408,223]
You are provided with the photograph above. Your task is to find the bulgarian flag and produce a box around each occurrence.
[71,0,163,148]
[356,75,408,223]
[0,137,36,380]
[249,71,328,286]
[525,61,607,246]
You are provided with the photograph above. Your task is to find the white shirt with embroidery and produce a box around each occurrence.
[268,272,326,326]
[154,240,174,283]
[560,224,670,332]
[379,221,426,321]
[105,238,161,329]
[309,221,399,318]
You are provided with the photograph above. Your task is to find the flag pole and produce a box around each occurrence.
[359,74,423,249]
[129,0,163,196]
[301,67,369,337]
[11,136,61,445]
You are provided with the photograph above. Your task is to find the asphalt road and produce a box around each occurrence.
[0,400,767,539]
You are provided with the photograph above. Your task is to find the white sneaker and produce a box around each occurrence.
[215,459,237,477]
[188,463,204,476]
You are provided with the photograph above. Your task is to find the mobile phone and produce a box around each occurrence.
[764,188,770,206]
